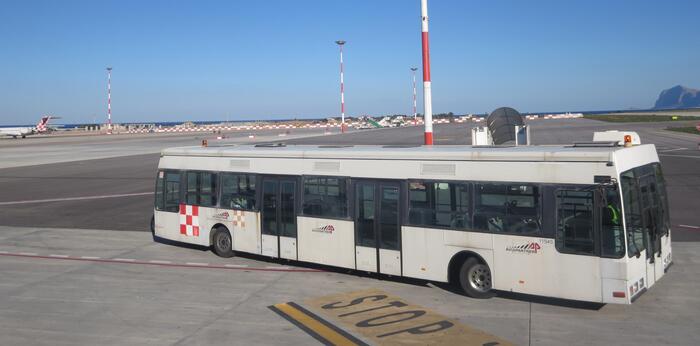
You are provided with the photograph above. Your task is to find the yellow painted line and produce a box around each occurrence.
[270,302,366,346]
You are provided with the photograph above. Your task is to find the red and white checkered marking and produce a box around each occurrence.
[179,204,200,237]
[232,210,246,228]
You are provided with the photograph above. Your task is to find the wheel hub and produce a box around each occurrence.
[468,264,492,293]
[217,233,230,250]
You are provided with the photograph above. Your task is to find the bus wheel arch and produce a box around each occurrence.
[448,251,493,299]
[210,224,234,258]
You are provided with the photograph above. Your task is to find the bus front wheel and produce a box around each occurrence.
[212,226,234,258]
[459,257,493,299]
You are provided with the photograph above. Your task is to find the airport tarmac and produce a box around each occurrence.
[1,118,699,345]
[0,127,339,169]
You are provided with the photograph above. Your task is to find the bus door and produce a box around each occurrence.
[261,177,298,260]
[354,180,402,276]
[638,173,663,286]
[622,168,663,299]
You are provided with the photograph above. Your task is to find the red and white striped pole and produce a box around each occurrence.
[106,67,113,133]
[411,67,418,125]
[335,40,346,133]
[420,0,433,145]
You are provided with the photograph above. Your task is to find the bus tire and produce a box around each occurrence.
[150,215,155,234]
[459,257,493,299]
[212,226,234,258]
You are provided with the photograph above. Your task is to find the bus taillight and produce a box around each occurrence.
[624,135,632,146]
[613,291,626,298]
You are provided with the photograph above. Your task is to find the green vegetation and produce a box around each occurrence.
[584,114,700,122]
[666,126,700,135]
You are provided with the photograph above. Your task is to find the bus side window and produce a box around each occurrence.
[556,189,596,255]
[407,181,470,229]
[302,177,348,218]
[186,172,198,205]
[474,183,541,234]
[184,171,217,207]
[601,187,625,258]
[155,171,164,211]
[164,171,181,212]
[221,173,257,210]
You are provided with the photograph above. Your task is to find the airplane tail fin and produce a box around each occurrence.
[35,115,61,133]
[35,116,50,133]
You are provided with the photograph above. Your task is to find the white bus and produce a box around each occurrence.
[153,141,672,304]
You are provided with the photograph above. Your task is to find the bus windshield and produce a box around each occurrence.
[620,163,670,259]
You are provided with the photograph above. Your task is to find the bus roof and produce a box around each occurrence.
[161,143,656,163]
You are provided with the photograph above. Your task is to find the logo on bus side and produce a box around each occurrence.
[212,211,230,220]
[312,225,335,234]
[506,242,541,254]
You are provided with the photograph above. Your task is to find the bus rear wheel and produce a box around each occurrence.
[212,226,234,258]
[459,257,493,299]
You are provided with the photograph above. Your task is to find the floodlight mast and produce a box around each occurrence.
[411,67,418,124]
[106,67,113,133]
[420,0,433,145]
[335,40,346,133]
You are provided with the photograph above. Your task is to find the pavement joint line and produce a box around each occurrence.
[679,224,700,229]
[49,254,69,258]
[18,252,37,256]
[224,264,248,268]
[266,266,290,269]
[659,154,700,159]
[185,262,209,266]
[0,250,8,254]
[0,192,154,206]
[659,148,688,152]
[148,260,172,264]
[0,252,324,272]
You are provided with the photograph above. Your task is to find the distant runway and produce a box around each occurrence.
[0,118,698,240]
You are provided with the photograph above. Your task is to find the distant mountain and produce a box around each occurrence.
[654,85,700,109]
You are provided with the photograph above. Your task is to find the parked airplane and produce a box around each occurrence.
[0,116,59,139]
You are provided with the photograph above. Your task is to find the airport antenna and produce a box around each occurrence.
[335,40,346,133]
[420,0,433,145]
[411,67,418,124]
[106,67,113,134]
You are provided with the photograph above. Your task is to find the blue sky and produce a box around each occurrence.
[0,0,698,125]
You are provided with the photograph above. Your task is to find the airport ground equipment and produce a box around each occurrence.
[153,138,671,304]
[471,107,530,146]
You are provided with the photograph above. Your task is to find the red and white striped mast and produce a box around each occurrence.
[335,40,346,133]
[106,67,113,133]
[411,67,418,125]
[420,0,433,145]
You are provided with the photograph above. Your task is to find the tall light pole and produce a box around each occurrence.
[106,67,113,133]
[420,0,433,145]
[411,67,418,124]
[335,40,346,133]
